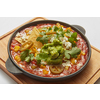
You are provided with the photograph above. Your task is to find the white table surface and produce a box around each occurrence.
[0,17,100,84]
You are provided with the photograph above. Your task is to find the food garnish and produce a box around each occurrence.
[36,39,64,65]
[20,41,33,51]
[49,65,64,74]
[68,32,78,47]
[64,47,81,59]
[20,49,34,62]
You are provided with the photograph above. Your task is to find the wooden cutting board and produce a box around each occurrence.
[0,17,100,84]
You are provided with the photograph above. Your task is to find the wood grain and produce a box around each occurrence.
[0,17,100,84]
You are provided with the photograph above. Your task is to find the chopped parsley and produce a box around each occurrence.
[64,47,81,59]
[36,25,66,44]
[68,32,78,47]
[36,35,49,44]
[20,49,34,62]
[36,53,49,64]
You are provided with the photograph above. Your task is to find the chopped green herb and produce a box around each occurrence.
[56,31,65,38]
[52,25,59,31]
[65,31,73,37]
[20,49,34,62]
[20,49,29,61]
[25,56,30,62]
[71,32,77,40]
[48,27,52,31]
[29,53,34,61]
[41,27,48,31]
[67,29,71,33]
[36,53,49,64]
[39,31,46,35]
[36,35,49,44]
[58,26,63,31]
[47,57,62,65]
[65,47,81,59]
[68,32,78,47]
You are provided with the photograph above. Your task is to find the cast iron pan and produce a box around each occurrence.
[5,20,91,81]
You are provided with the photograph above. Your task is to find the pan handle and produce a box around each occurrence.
[5,58,23,75]
[72,25,86,35]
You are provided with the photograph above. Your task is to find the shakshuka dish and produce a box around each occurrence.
[10,23,88,77]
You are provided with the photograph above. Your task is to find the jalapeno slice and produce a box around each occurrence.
[49,65,64,74]
[20,41,33,51]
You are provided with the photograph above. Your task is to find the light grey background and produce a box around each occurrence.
[0,17,100,84]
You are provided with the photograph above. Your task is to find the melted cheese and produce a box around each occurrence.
[65,42,72,49]
[62,60,71,67]
[77,63,83,69]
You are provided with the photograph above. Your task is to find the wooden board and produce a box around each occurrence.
[0,17,100,84]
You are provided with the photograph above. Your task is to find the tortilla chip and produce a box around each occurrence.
[15,27,43,48]
[32,27,40,37]
[28,27,43,48]
[28,27,38,41]
[15,37,25,44]
[33,27,40,36]
[33,40,43,48]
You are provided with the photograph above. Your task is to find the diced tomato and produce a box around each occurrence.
[70,65,77,73]
[12,40,17,44]
[31,60,37,65]
[10,47,14,51]
[11,44,16,48]
[11,51,15,56]
[21,61,27,67]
